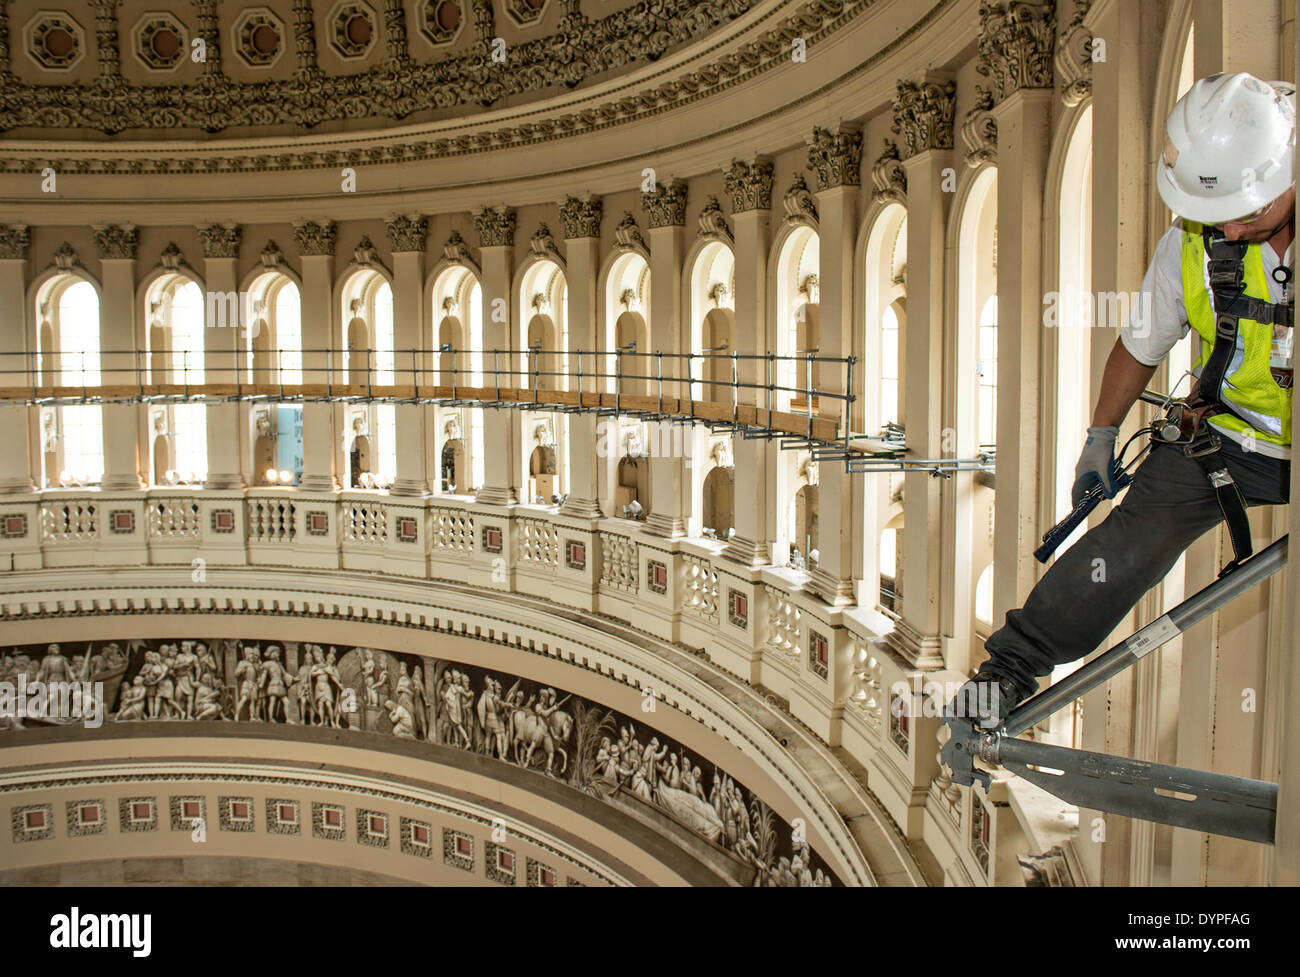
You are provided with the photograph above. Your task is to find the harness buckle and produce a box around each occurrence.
[1183,431,1223,458]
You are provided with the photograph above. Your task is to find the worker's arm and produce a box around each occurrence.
[1091,339,1159,428]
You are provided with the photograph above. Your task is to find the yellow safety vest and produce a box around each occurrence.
[1180,221,1292,450]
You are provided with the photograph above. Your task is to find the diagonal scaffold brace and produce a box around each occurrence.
[941,535,1288,845]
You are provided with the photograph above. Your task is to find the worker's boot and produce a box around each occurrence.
[944,668,1024,730]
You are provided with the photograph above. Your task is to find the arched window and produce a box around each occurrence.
[977,294,998,448]
[53,280,104,485]
[340,270,396,488]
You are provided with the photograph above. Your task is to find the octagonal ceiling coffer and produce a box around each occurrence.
[505,0,548,28]
[234,8,285,68]
[26,12,87,71]
[135,13,189,72]
[421,0,463,47]
[331,1,377,59]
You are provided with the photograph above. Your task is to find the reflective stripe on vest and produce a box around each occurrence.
[1180,221,1292,448]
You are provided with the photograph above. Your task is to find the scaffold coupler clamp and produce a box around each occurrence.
[940,715,994,792]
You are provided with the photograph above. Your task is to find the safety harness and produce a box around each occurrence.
[1190,228,1294,574]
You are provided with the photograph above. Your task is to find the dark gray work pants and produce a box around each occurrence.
[983,438,1290,699]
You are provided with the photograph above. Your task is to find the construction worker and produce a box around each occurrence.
[951,72,1295,729]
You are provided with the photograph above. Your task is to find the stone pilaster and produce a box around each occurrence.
[559,196,605,519]
[805,127,861,605]
[94,224,143,491]
[722,158,774,566]
[473,205,520,506]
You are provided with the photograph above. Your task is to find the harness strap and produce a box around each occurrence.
[1181,407,1254,575]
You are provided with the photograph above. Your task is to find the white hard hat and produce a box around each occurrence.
[1156,72,1296,224]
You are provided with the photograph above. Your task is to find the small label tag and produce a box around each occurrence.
[1126,614,1180,658]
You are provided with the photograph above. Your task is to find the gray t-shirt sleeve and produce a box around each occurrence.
[1119,223,1188,368]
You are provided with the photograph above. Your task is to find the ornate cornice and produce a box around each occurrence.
[642,179,688,229]
[559,195,602,240]
[724,157,774,213]
[891,78,957,158]
[976,1,1056,104]
[806,125,863,190]
[961,88,998,167]
[93,223,138,260]
[197,224,242,260]
[1056,0,1093,107]
[386,214,428,254]
[0,224,30,260]
[782,173,819,225]
[870,140,907,204]
[474,206,516,249]
[697,196,733,242]
[0,0,768,135]
[0,0,956,179]
[294,220,338,257]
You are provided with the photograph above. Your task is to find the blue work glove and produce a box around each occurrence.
[1071,426,1120,507]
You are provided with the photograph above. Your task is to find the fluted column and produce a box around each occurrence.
[642,180,688,538]
[806,126,863,605]
[94,225,144,491]
[387,215,429,497]
[887,76,957,667]
[474,206,520,506]
[0,226,35,493]
[559,195,605,518]
[723,159,773,566]
[295,220,338,491]
[197,224,245,488]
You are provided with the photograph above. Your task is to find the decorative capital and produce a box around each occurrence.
[260,240,287,269]
[642,179,688,228]
[385,214,428,253]
[806,125,863,190]
[559,194,602,239]
[529,223,562,261]
[52,241,79,272]
[474,205,516,248]
[92,223,138,260]
[697,195,733,242]
[1056,0,1093,107]
[0,224,31,260]
[891,78,958,158]
[871,140,908,204]
[197,223,241,259]
[294,219,337,256]
[782,173,819,225]
[442,229,472,263]
[976,1,1056,103]
[614,211,647,252]
[961,87,999,167]
[724,157,774,213]
[159,241,187,270]
[352,236,380,266]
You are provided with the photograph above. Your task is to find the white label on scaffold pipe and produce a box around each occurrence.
[1125,614,1180,658]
